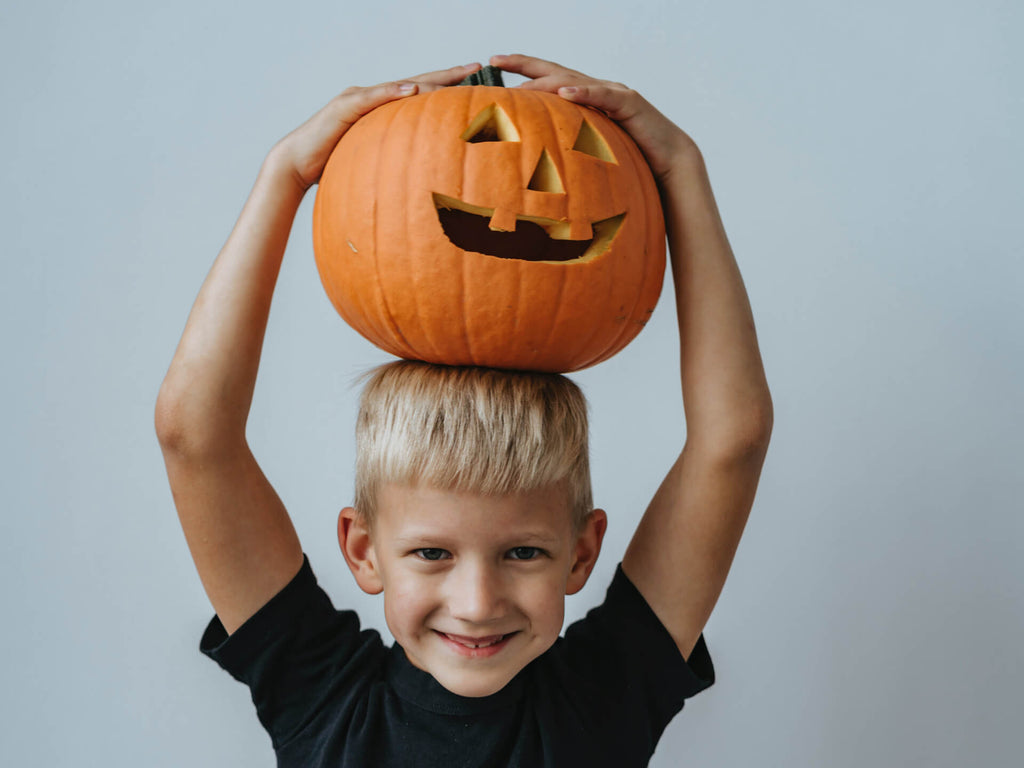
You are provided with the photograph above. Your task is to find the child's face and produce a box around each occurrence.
[342,482,604,698]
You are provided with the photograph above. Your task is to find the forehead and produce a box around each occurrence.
[375,482,573,540]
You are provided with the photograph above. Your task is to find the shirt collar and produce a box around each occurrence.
[386,644,528,715]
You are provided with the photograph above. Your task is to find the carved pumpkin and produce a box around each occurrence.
[312,84,665,373]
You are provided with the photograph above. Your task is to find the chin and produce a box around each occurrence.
[441,670,517,699]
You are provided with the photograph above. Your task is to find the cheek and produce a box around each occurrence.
[383,571,429,625]
[520,573,567,626]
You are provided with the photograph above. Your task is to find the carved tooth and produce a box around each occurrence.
[569,218,593,241]
[488,207,518,232]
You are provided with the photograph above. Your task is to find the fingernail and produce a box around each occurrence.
[560,86,578,95]
[399,83,416,94]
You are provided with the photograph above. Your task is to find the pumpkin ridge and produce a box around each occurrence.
[370,100,419,359]
[400,92,444,363]
[559,221,620,368]
[528,96,575,368]
[571,117,632,369]
[534,262,570,368]
[457,91,477,364]
[510,238,523,340]
[326,114,393,352]
[578,128,663,369]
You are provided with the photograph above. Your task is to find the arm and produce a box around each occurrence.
[155,64,481,634]
[624,150,773,661]
[497,55,773,660]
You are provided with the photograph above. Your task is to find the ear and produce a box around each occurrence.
[337,507,384,595]
[565,508,608,595]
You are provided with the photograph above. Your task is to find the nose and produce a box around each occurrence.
[527,149,565,193]
[447,560,507,625]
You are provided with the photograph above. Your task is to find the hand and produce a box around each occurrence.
[268,62,483,192]
[492,54,698,182]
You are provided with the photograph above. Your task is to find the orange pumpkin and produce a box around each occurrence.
[312,85,665,373]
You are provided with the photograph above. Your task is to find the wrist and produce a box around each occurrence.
[261,145,312,199]
[659,137,705,187]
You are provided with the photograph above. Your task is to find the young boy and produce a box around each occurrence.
[156,54,772,767]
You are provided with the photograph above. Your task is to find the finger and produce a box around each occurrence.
[515,75,580,92]
[555,84,641,122]
[490,53,583,81]
[331,81,422,125]
[330,62,482,126]
[413,82,456,96]
[405,62,483,86]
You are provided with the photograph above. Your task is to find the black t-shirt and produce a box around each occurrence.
[201,557,714,767]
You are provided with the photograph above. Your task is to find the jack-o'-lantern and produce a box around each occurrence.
[312,82,665,373]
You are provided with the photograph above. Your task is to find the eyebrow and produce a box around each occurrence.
[390,531,563,547]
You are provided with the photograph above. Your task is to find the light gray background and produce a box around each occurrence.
[3,0,1021,765]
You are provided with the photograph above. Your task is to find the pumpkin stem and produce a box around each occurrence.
[457,65,505,87]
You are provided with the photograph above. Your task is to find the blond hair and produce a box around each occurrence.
[354,361,592,534]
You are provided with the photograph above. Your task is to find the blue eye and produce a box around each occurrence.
[508,547,543,560]
[415,548,449,561]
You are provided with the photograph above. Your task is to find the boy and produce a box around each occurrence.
[156,54,772,766]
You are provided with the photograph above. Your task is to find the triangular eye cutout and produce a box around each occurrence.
[461,104,521,143]
[528,149,565,193]
[572,119,616,163]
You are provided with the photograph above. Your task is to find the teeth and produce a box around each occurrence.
[447,634,506,648]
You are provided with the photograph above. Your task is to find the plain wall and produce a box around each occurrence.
[2,0,1021,765]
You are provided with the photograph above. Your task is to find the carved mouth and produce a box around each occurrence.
[433,193,624,264]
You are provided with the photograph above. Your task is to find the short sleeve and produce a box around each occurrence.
[200,555,387,749]
[553,563,715,762]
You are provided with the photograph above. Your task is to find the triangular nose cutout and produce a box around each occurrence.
[527,149,565,193]
[461,104,520,143]
[573,119,616,163]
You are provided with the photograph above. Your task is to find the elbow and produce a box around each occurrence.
[154,379,190,453]
[723,402,772,459]
[694,396,773,461]
[743,400,773,456]
[154,376,241,459]
[744,387,774,446]
[747,393,774,445]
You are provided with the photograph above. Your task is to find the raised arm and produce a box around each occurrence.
[155,64,481,634]
[497,54,773,660]
[624,146,773,661]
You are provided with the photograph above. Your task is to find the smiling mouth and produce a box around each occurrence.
[433,193,624,264]
[437,630,519,649]
[445,633,508,648]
